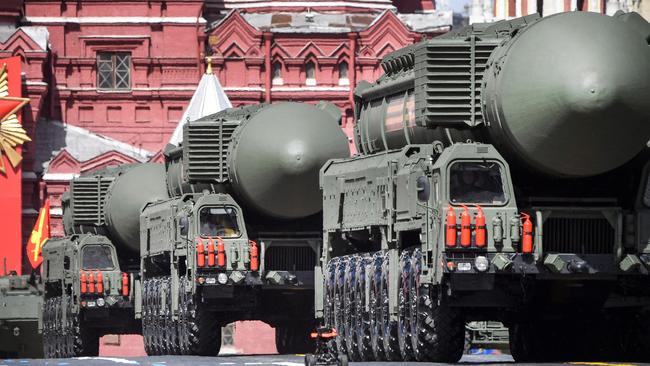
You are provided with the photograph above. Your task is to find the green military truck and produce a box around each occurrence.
[41,102,349,357]
[41,163,167,357]
[0,272,43,358]
[316,11,650,362]
[139,102,348,355]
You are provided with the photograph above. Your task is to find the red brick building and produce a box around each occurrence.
[0,0,452,271]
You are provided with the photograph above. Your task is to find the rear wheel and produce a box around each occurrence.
[343,255,361,361]
[369,252,385,361]
[397,250,414,361]
[353,255,373,360]
[42,297,54,358]
[323,258,339,355]
[164,276,180,354]
[142,278,153,355]
[177,276,191,355]
[333,258,348,356]
[152,277,163,355]
[380,253,401,361]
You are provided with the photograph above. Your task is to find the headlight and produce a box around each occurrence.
[217,273,228,285]
[96,297,106,307]
[475,256,490,272]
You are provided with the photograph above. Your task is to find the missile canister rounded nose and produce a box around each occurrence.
[228,102,350,220]
[103,163,170,253]
[483,11,650,177]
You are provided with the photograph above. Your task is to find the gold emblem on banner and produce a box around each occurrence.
[0,63,31,174]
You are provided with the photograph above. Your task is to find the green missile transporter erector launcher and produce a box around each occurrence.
[143,101,349,355]
[317,10,650,363]
[41,163,169,357]
[41,102,349,357]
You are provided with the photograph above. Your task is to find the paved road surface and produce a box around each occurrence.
[2,354,642,366]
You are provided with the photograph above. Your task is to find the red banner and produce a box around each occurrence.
[0,56,30,274]
[26,199,50,269]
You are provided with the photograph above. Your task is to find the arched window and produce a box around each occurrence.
[272,62,283,85]
[338,61,349,86]
[305,61,316,86]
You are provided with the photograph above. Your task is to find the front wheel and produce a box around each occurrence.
[180,277,221,356]
[409,250,464,362]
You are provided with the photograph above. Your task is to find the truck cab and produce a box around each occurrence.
[187,193,259,293]
[41,234,138,357]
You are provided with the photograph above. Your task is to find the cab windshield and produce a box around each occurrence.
[199,206,241,238]
[449,161,507,205]
[82,245,115,270]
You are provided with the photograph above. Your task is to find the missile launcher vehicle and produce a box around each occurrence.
[142,102,349,355]
[316,11,650,363]
[0,272,43,358]
[41,163,168,357]
[41,102,349,357]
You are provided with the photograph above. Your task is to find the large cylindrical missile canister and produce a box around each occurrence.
[103,163,170,253]
[354,11,650,178]
[228,102,350,219]
[482,11,650,177]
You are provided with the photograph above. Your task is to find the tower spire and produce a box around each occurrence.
[205,56,213,75]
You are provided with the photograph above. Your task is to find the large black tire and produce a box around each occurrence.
[409,249,430,361]
[333,257,348,356]
[42,298,51,357]
[177,276,191,355]
[186,285,221,355]
[409,249,464,362]
[619,310,650,361]
[54,296,66,358]
[353,255,373,360]
[379,253,401,361]
[323,257,339,355]
[44,296,98,358]
[152,277,164,355]
[369,252,385,361]
[163,276,180,355]
[510,318,577,362]
[397,250,414,361]
[142,278,153,355]
[70,305,99,357]
[43,297,55,358]
[509,322,547,362]
[343,255,361,361]
[275,323,314,354]
[63,296,76,357]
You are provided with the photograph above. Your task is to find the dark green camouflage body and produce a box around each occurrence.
[318,11,650,363]
[40,102,349,357]
[0,273,43,358]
